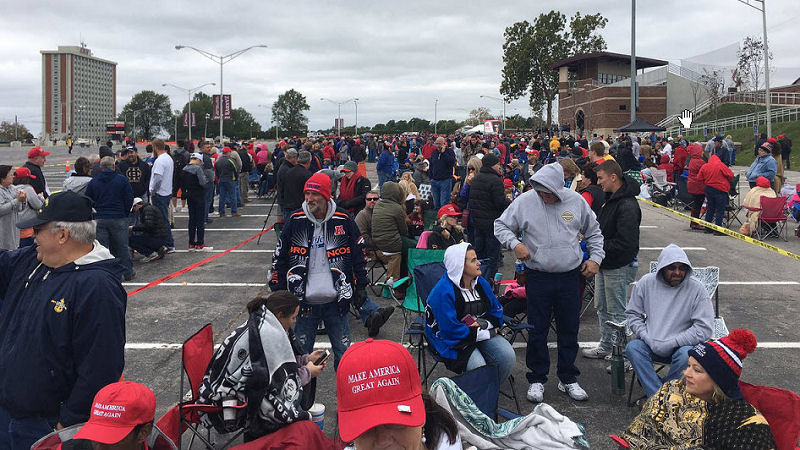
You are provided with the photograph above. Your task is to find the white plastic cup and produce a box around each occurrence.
[309,402,325,430]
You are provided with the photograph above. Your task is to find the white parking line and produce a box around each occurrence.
[640,247,706,251]
[125,341,800,350]
[639,226,658,228]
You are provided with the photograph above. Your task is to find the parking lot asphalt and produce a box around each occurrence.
[2,144,799,449]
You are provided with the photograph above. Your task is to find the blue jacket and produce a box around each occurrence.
[85,169,134,219]
[429,148,456,180]
[377,150,394,173]
[0,245,126,426]
[745,154,777,182]
[424,274,503,372]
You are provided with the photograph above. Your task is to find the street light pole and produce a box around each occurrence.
[204,113,210,138]
[354,98,359,136]
[434,98,439,134]
[175,44,268,143]
[630,0,637,124]
[321,97,356,136]
[737,0,772,136]
[162,82,215,142]
[132,107,148,143]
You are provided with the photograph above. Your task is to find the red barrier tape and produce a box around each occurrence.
[127,226,274,297]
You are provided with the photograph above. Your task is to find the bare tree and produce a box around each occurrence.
[700,68,727,122]
[736,36,773,115]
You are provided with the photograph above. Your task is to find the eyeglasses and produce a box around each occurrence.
[366,198,379,202]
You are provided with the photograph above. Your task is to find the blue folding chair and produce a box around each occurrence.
[410,262,523,414]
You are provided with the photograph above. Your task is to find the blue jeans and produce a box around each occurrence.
[626,339,692,397]
[203,183,215,222]
[430,178,452,210]
[377,170,392,191]
[704,186,727,226]
[466,334,516,384]
[152,194,175,248]
[473,227,501,282]
[358,295,380,326]
[96,217,133,278]
[525,268,581,384]
[595,261,639,351]
[730,148,737,165]
[294,302,350,371]
[0,406,58,450]
[234,178,242,205]
[218,180,238,215]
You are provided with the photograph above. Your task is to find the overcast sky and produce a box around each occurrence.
[2,0,799,135]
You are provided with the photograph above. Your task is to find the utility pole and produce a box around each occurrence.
[630,0,637,124]
[354,98,359,136]
[434,98,438,134]
[14,115,18,141]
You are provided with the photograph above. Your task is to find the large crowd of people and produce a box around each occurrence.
[0,128,793,449]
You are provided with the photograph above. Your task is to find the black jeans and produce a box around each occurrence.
[187,196,206,246]
[129,234,166,256]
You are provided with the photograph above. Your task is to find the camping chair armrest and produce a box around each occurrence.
[608,435,630,448]
[742,205,761,212]
[393,276,411,289]
[497,407,520,420]
[503,315,534,330]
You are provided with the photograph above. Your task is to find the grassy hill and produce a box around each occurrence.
[683,119,800,168]
[694,103,767,123]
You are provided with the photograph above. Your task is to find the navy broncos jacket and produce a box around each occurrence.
[0,244,127,426]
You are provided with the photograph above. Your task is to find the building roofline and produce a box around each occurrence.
[550,51,667,71]
[40,49,117,66]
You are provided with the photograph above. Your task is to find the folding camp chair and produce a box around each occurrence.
[450,365,520,421]
[32,423,177,450]
[647,169,677,207]
[158,323,246,449]
[745,196,789,241]
[627,264,723,407]
[724,174,743,228]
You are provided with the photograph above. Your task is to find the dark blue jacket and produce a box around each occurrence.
[377,150,394,173]
[424,274,503,372]
[429,147,456,180]
[85,169,134,219]
[0,245,126,426]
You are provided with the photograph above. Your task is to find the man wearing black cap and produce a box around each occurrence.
[0,191,126,449]
[468,152,510,282]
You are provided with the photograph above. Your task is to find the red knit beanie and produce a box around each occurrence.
[304,173,332,201]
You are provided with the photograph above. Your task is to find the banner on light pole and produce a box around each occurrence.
[183,113,196,127]
[212,95,232,120]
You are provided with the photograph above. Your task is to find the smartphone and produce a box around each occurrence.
[314,350,330,366]
[461,314,477,327]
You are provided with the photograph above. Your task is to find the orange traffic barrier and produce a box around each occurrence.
[65,160,71,173]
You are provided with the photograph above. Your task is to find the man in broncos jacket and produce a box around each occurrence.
[0,191,126,449]
[269,173,388,369]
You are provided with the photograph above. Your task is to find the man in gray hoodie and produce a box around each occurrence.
[495,162,604,403]
[625,244,713,397]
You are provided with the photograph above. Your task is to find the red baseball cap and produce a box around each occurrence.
[437,204,460,219]
[304,172,332,201]
[28,146,51,159]
[13,167,36,179]
[73,382,156,444]
[337,339,424,442]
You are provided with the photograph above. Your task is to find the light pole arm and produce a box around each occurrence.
[176,45,221,64]
[222,45,268,63]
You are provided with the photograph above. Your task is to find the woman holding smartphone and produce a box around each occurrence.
[424,242,516,385]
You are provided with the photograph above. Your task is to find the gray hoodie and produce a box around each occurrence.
[302,198,338,304]
[625,244,713,357]
[62,175,93,196]
[494,162,604,273]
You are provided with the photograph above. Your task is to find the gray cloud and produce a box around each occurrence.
[1,0,798,134]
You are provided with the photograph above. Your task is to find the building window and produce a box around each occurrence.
[598,73,627,85]
[619,104,627,111]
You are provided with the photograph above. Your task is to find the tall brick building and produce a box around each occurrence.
[551,52,668,137]
[41,44,116,141]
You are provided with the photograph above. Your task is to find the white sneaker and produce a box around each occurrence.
[196,245,214,252]
[581,345,610,359]
[180,207,188,213]
[558,381,589,401]
[526,383,544,403]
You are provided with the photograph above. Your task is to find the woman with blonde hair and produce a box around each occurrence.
[398,171,420,214]
[428,204,465,250]
[558,158,581,191]
[621,329,775,449]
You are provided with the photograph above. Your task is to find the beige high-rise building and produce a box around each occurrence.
[41,43,116,140]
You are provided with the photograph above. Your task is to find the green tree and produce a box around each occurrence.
[434,120,463,135]
[501,11,607,128]
[272,89,310,136]
[118,90,173,140]
[0,121,32,141]
[467,107,493,126]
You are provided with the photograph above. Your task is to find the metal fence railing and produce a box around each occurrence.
[666,106,800,136]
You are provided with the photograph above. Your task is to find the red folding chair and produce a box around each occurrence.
[757,196,789,241]
[32,422,177,449]
[157,323,246,449]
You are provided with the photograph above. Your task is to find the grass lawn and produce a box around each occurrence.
[682,119,800,168]
[694,103,768,123]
